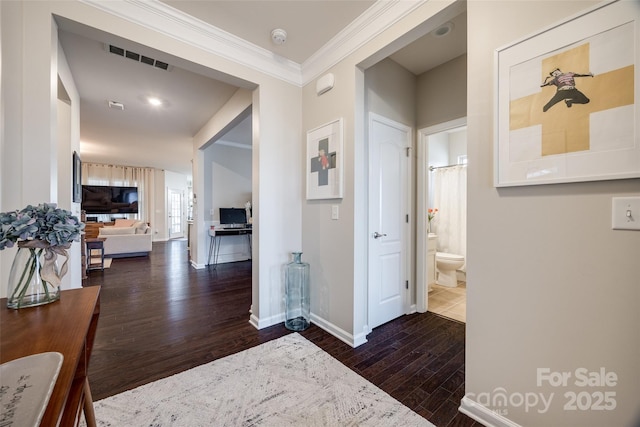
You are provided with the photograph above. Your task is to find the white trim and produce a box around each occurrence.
[301,0,427,84]
[212,253,251,265]
[416,130,429,313]
[459,396,523,427]
[79,0,301,86]
[250,312,285,330]
[367,113,413,330]
[310,313,367,348]
[190,260,205,269]
[79,0,429,87]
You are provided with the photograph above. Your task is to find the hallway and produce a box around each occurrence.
[84,239,477,426]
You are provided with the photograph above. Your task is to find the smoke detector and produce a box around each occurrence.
[271,29,287,45]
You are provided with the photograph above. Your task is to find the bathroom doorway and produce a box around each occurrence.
[417,118,467,323]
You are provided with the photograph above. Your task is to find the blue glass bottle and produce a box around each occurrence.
[285,252,310,331]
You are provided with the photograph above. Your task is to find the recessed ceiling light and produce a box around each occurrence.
[148,97,162,107]
[431,22,454,38]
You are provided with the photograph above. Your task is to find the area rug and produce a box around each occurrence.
[85,333,433,427]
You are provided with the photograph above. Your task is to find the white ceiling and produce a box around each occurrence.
[57,1,466,177]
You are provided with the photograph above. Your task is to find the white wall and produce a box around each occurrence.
[193,89,253,268]
[207,143,252,264]
[57,40,82,290]
[447,129,467,165]
[464,1,640,426]
[211,143,252,221]
[1,3,83,296]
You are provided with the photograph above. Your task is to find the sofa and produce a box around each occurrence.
[97,219,152,258]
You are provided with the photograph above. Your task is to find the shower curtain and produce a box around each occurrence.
[431,165,467,268]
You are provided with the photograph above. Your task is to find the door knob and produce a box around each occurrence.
[373,232,387,239]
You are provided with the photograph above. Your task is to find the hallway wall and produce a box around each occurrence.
[465,1,640,426]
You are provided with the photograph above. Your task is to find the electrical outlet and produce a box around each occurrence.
[612,197,640,230]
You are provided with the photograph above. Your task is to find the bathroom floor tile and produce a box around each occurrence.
[428,281,466,323]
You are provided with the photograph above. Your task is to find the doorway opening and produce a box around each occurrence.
[418,118,467,323]
[168,188,185,239]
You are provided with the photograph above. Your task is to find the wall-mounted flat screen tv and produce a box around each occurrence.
[81,185,139,214]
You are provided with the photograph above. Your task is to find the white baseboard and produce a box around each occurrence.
[310,313,368,348]
[248,311,368,348]
[214,253,251,264]
[190,260,205,269]
[249,312,284,330]
[190,254,250,270]
[459,396,522,427]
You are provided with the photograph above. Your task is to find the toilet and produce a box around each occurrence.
[436,252,465,287]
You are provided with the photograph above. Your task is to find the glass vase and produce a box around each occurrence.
[6,246,61,309]
[284,252,310,331]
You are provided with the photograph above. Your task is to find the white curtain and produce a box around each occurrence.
[81,163,155,224]
[431,165,467,266]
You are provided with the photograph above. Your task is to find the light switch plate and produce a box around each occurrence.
[331,205,339,220]
[612,196,640,230]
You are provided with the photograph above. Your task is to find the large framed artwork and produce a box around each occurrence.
[72,151,82,203]
[306,118,344,200]
[495,0,639,187]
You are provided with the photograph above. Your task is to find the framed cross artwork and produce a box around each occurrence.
[494,0,638,187]
[306,118,343,200]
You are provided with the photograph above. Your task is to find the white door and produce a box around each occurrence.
[368,113,411,330]
[168,189,184,239]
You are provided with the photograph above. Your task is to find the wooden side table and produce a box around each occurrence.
[1,286,101,427]
[85,238,106,272]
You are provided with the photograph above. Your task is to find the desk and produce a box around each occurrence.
[208,227,252,269]
[85,238,106,272]
[1,286,101,427]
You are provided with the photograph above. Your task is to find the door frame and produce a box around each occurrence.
[416,117,467,312]
[367,112,413,330]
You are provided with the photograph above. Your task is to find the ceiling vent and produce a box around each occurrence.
[107,44,173,71]
[108,100,125,111]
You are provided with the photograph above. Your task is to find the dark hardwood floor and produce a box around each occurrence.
[84,239,478,427]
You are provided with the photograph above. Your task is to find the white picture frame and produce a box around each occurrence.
[494,0,639,187]
[306,118,344,200]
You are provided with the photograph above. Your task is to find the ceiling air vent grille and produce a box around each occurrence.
[107,44,172,71]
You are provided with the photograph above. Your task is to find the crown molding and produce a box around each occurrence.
[79,0,302,86]
[79,0,427,88]
[301,0,426,85]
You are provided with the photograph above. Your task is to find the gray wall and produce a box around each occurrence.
[466,1,640,426]
[417,54,466,129]
[365,58,417,127]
